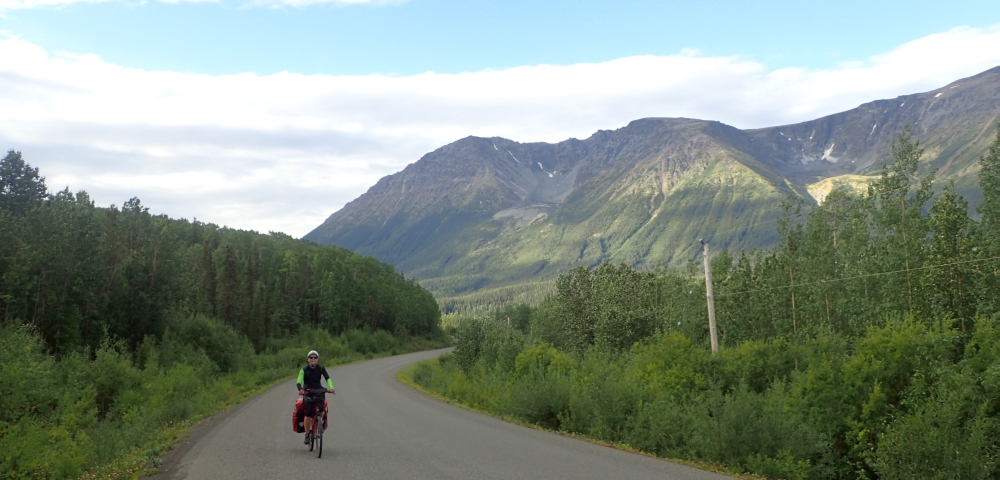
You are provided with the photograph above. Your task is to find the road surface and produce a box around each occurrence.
[158,348,732,479]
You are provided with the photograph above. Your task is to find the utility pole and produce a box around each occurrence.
[701,239,719,354]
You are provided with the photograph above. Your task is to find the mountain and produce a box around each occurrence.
[743,66,1000,203]
[304,66,1000,311]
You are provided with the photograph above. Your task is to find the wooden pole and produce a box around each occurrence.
[702,240,719,354]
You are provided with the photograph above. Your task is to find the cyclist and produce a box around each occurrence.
[297,350,335,444]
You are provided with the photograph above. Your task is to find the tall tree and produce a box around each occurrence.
[979,124,1000,232]
[865,128,934,317]
[976,124,1000,316]
[925,182,974,330]
[219,244,240,327]
[0,150,48,215]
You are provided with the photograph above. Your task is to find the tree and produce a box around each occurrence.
[865,128,934,317]
[925,182,974,330]
[978,123,1000,233]
[219,244,240,327]
[0,150,48,215]
[976,123,1000,316]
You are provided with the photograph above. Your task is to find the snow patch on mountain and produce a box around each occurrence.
[821,144,838,163]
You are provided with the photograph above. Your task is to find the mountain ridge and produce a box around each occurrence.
[304,66,1000,310]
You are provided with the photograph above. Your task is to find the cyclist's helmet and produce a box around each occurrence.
[308,350,319,359]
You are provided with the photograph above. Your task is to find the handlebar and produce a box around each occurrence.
[299,388,334,395]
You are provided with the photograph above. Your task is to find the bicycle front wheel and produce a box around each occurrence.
[308,422,315,452]
[317,427,323,458]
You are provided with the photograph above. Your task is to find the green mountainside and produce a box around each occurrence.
[305,66,1000,312]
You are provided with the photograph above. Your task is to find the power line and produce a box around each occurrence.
[715,255,1000,298]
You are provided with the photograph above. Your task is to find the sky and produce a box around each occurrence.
[2,1,1000,237]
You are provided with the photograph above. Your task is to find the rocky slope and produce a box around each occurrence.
[304,66,1000,305]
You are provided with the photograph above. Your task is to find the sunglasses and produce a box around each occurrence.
[308,356,318,359]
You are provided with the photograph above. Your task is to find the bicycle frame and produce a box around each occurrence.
[302,389,327,457]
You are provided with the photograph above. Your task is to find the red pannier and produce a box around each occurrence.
[292,397,328,433]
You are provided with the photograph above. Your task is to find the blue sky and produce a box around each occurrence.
[1,0,1000,236]
[5,0,1000,76]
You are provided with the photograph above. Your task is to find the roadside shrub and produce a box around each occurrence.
[504,343,574,428]
[687,382,823,479]
[160,314,255,373]
[342,328,398,356]
[452,317,524,373]
[370,329,399,354]
[82,342,145,418]
[626,332,708,401]
[0,326,58,425]
[149,363,210,424]
[621,396,696,458]
[561,348,639,441]
[452,318,485,372]
[411,359,437,385]
[478,321,524,373]
[873,378,999,479]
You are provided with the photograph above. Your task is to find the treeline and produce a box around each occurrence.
[436,280,555,316]
[0,149,441,354]
[0,151,446,478]
[411,127,1000,479]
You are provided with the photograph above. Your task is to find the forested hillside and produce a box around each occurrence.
[411,127,1000,479]
[0,150,445,478]
[0,149,440,353]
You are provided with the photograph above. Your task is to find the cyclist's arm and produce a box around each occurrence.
[296,368,304,391]
[322,367,334,390]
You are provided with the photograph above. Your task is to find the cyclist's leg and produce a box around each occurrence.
[304,412,311,443]
[317,394,325,433]
[303,398,315,443]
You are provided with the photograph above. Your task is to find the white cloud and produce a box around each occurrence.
[2,25,1000,236]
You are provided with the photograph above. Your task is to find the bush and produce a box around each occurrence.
[341,328,398,356]
[452,319,485,372]
[504,343,574,429]
[160,314,255,373]
[687,383,823,478]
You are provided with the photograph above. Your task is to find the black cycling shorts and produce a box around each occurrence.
[303,392,325,417]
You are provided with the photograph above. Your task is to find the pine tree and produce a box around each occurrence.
[0,150,48,215]
[220,244,240,327]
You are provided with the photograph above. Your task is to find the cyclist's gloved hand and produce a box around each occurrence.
[298,389,305,395]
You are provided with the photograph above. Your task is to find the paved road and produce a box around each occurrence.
[163,348,731,480]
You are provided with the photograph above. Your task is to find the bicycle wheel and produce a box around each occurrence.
[317,426,323,458]
[308,417,315,452]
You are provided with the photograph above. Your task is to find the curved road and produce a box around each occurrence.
[160,348,731,480]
